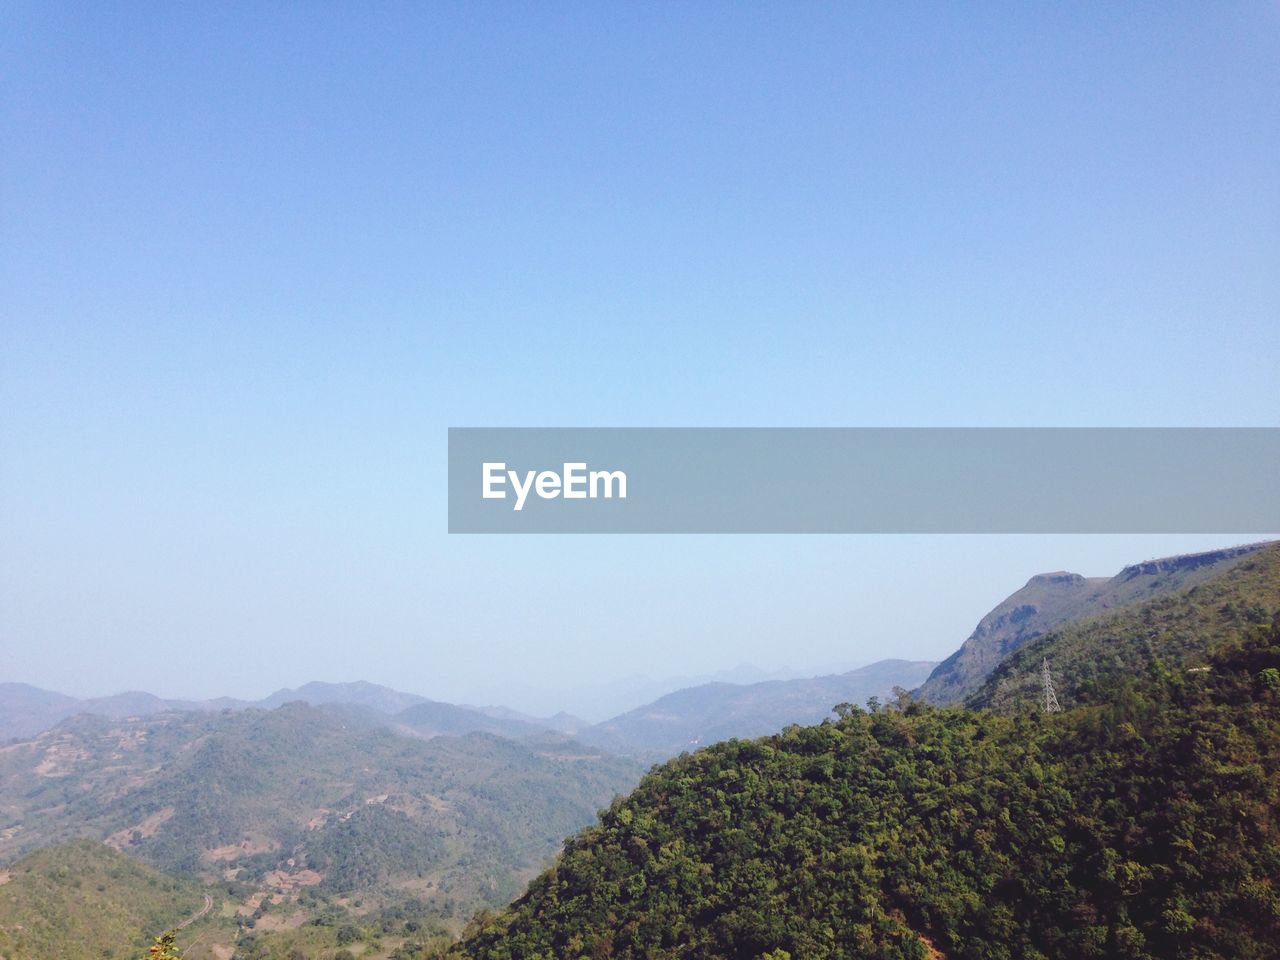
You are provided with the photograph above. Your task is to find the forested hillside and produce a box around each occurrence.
[452,592,1280,958]
[0,703,641,923]
[0,840,208,960]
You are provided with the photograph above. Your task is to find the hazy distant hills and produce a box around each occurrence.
[473,705,588,735]
[1,664,940,760]
[583,659,937,759]
[395,700,550,739]
[0,683,77,741]
[252,679,429,714]
[916,541,1269,705]
[0,683,219,742]
[0,679,572,746]
[462,663,857,724]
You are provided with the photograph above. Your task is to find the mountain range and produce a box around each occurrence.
[0,662,938,761]
[458,662,874,725]
[2,538,1278,959]
[0,680,589,746]
[0,701,641,938]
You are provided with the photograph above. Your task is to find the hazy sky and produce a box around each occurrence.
[2,5,1277,715]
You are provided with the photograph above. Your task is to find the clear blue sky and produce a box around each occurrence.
[2,4,1277,715]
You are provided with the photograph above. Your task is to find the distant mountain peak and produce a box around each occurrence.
[1026,571,1090,585]
[583,659,938,759]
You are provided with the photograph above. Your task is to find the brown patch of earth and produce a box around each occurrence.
[105,806,176,849]
[34,740,92,776]
[421,793,451,813]
[203,838,278,862]
[250,907,309,932]
[263,868,324,891]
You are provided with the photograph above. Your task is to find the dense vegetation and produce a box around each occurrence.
[453,620,1280,958]
[0,840,205,960]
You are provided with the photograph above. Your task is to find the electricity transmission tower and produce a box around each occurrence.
[1042,657,1061,713]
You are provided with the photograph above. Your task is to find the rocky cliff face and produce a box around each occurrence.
[916,572,1108,705]
[916,541,1272,705]
[1116,543,1265,580]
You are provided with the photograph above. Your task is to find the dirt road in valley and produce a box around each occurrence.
[177,894,213,929]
